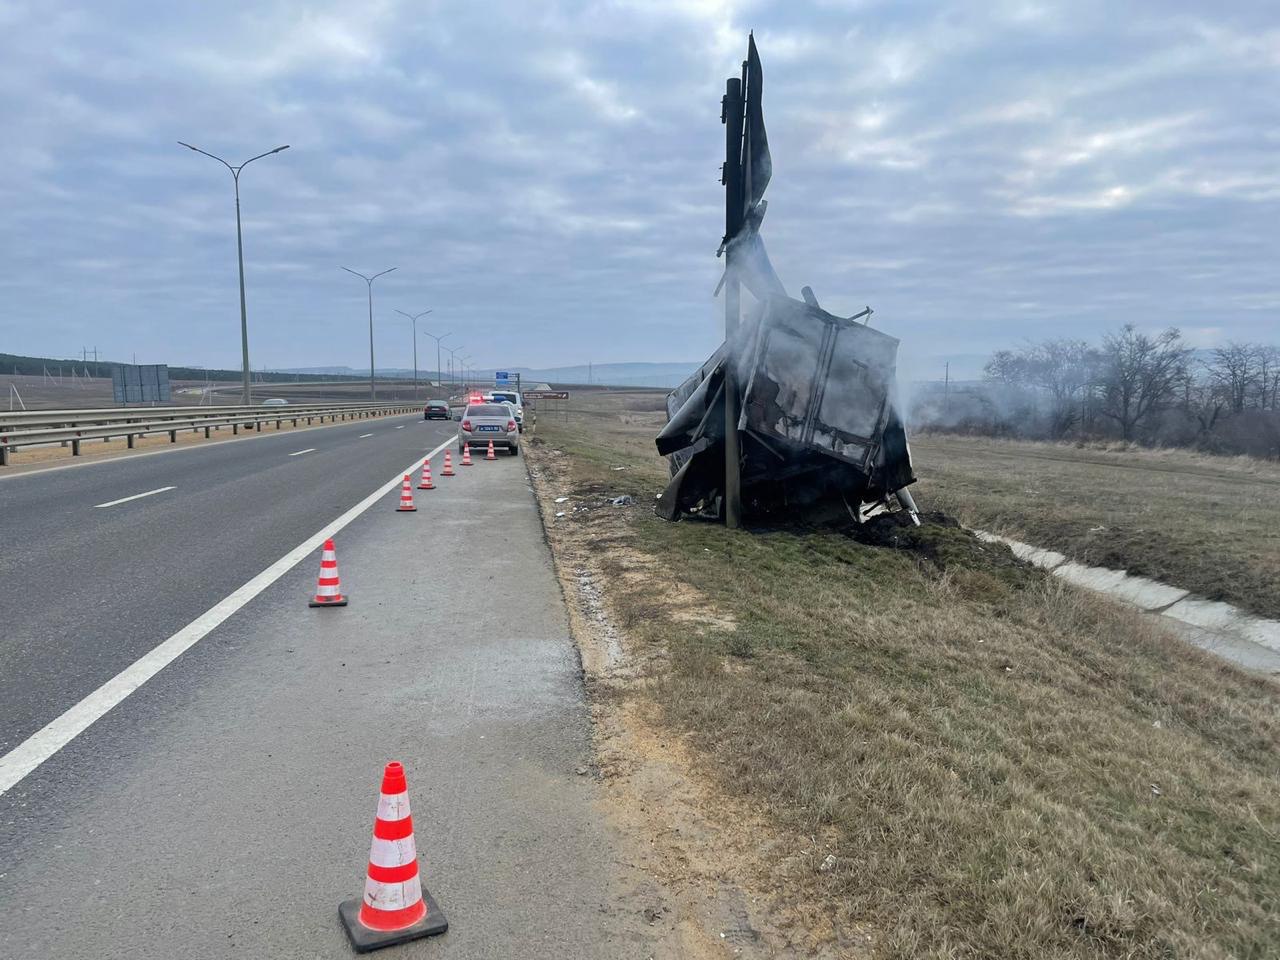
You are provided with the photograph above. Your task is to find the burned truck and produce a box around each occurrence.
[655,33,918,527]
[656,290,918,525]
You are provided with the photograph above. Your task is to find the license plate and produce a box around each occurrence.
[478,425,500,432]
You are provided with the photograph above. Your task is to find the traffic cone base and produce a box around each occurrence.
[309,595,348,608]
[339,891,447,953]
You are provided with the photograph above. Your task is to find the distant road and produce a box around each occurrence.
[0,411,451,756]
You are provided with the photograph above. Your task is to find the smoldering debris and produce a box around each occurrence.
[655,34,919,527]
[656,290,919,525]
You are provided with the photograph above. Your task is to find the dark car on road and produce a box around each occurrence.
[424,400,451,420]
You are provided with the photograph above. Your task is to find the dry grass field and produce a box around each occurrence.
[527,391,1279,960]
[911,433,1280,620]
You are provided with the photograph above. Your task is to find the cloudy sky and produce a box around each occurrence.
[2,0,1278,380]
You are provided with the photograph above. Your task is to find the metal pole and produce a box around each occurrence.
[398,310,434,402]
[341,266,395,401]
[232,174,253,405]
[178,141,289,407]
[722,75,745,529]
[367,282,375,400]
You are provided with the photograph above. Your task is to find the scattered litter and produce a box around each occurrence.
[610,495,635,506]
[1150,783,1162,797]
[554,496,569,503]
[1152,719,1163,729]
[612,466,626,471]
[1089,525,1108,533]
[555,511,566,518]
[819,854,837,873]
[575,765,589,776]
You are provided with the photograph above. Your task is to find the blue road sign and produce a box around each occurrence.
[495,371,509,381]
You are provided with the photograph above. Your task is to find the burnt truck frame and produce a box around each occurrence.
[656,292,918,525]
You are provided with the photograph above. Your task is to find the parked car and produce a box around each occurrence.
[458,403,519,455]
[485,390,524,431]
[423,399,451,420]
[260,398,289,406]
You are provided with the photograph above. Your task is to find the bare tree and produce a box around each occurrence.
[982,339,1099,436]
[1206,342,1257,414]
[1097,325,1190,441]
[1254,345,1279,410]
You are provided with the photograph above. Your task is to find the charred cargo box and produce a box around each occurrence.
[656,294,916,524]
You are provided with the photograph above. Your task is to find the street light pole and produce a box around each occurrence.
[395,309,433,400]
[421,328,451,397]
[178,141,290,406]
[446,346,462,396]
[341,266,396,400]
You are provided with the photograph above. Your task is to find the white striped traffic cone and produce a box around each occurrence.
[339,761,448,951]
[460,445,473,466]
[396,475,417,512]
[441,451,455,476]
[417,458,434,490]
[485,440,496,460]
[309,538,348,607]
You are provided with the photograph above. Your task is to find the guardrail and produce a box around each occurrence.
[0,402,419,466]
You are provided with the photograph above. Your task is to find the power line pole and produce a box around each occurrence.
[944,361,950,401]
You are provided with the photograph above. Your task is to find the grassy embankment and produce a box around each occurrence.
[529,391,1279,960]
[912,433,1280,620]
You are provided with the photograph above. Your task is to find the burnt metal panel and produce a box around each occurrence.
[740,296,899,471]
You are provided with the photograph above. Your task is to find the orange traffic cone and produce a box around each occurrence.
[485,439,496,461]
[309,538,348,607]
[417,458,434,490]
[460,445,473,466]
[396,475,417,512]
[339,761,448,951]
[441,451,454,476]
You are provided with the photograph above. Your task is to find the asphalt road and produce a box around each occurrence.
[0,422,665,957]
[0,412,453,756]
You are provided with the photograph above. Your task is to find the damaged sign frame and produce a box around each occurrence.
[655,33,919,527]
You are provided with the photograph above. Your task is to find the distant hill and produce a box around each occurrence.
[271,361,701,389]
[1,352,363,384]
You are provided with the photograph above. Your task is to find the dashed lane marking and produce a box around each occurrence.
[288,448,317,457]
[0,436,455,796]
[94,486,176,509]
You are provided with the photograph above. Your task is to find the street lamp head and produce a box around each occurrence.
[271,145,290,154]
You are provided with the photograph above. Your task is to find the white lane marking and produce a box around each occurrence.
[359,433,373,438]
[93,486,176,509]
[0,435,455,796]
[288,448,317,457]
[395,425,405,429]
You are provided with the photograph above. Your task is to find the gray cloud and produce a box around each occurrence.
[1,0,1277,378]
